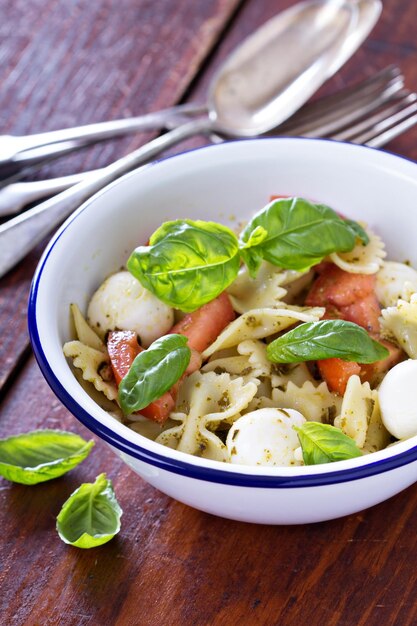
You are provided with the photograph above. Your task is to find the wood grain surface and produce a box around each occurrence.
[1,1,417,625]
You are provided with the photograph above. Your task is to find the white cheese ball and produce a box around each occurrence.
[226,408,306,467]
[376,262,417,308]
[379,360,417,439]
[87,271,174,348]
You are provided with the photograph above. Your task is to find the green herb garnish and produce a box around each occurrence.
[294,422,362,465]
[239,197,358,275]
[127,219,240,312]
[0,430,94,485]
[118,334,191,415]
[56,473,122,549]
[266,320,389,364]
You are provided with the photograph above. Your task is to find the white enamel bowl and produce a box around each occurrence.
[29,138,417,525]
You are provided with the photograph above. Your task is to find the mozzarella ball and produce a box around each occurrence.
[87,271,174,347]
[226,408,306,467]
[379,360,417,439]
[376,262,417,308]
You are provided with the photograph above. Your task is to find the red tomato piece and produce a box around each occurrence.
[107,330,174,424]
[317,358,361,395]
[339,293,381,335]
[306,264,375,308]
[107,330,140,385]
[169,292,235,353]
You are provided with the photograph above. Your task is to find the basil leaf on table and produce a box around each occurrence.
[239,197,357,273]
[118,334,191,415]
[267,320,389,364]
[56,473,122,549]
[294,422,362,465]
[0,430,94,485]
[127,219,240,312]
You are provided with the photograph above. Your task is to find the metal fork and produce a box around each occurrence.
[0,66,416,279]
[1,66,414,218]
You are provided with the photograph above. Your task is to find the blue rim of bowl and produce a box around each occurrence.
[28,137,417,489]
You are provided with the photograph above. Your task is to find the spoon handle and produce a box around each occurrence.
[0,118,212,278]
[0,103,207,165]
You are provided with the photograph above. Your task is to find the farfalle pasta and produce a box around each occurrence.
[63,197,417,468]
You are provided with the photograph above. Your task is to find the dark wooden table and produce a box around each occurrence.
[1,1,417,625]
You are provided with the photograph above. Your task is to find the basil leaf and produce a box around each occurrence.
[344,219,370,245]
[127,219,240,312]
[240,197,356,273]
[267,320,389,364]
[294,422,362,464]
[0,430,94,485]
[239,225,268,278]
[56,473,122,548]
[118,334,190,415]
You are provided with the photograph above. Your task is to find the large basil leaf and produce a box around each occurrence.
[0,430,94,485]
[294,422,362,464]
[56,473,122,548]
[118,334,190,415]
[127,219,240,312]
[239,197,357,272]
[267,320,389,364]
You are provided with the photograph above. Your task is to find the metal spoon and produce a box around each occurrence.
[0,0,380,174]
[0,0,381,278]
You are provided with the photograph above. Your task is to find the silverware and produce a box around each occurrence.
[0,66,412,218]
[1,66,416,283]
[0,0,384,277]
[0,0,381,177]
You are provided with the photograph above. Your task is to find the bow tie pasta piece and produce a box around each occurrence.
[63,304,118,402]
[70,303,105,351]
[202,306,325,358]
[272,380,342,424]
[155,371,257,461]
[334,375,382,449]
[380,293,417,358]
[227,262,307,314]
[237,340,272,378]
[329,226,386,275]
[202,355,256,381]
[376,261,417,307]
[63,341,118,402]
[244,395,277,413]
[271,362,314,391]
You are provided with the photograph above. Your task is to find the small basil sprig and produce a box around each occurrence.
[56,473,122,548]
[118,334,190,415]
[239,197,358,275]
[127,219,240,312]
[0,430,94,485]
[266,320,389,364]
[294,422,362,464]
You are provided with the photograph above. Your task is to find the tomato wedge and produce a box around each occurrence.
[306,262,404,394]
[317,358,361,395]
[169,292,235,352]
[306,263,375,309]
[107,330,175,424]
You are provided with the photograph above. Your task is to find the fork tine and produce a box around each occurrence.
[279,65,402,127]
[281,75,404,137]
[332,92,417,141]
[352,101,417,147]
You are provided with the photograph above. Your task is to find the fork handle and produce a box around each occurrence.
[0,117,212,278]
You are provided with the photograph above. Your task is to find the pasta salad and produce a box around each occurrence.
[63,197,417,467]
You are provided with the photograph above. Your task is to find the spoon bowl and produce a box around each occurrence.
[210,0,382,135]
